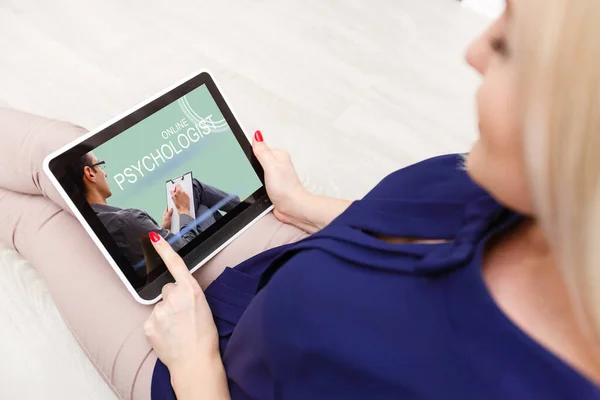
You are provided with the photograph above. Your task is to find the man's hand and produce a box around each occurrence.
[172,184,192,216]
[161,208,174,230]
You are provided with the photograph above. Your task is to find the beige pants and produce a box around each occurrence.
[0,108,308,400]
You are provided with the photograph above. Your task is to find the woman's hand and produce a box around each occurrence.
[161,208,173,230]
[252,130,311,224]
[252,130,353,233]
[144,232,229,399]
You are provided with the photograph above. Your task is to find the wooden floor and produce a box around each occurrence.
[0,0,489,398]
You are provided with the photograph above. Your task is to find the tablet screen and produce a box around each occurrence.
[47,73,270,300]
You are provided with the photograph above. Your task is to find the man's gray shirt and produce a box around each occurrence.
[191,179,241,231]
[91,203,198,270]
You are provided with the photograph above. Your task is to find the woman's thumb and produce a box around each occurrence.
[252,130,273,166]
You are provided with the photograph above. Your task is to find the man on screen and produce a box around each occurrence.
[66,152,241,274]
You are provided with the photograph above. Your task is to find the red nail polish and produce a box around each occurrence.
[254,130,263,142]
[149,232,161,243]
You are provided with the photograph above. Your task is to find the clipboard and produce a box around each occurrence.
[166,171,196,233]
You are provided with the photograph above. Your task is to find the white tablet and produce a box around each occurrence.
[43,71,273,304]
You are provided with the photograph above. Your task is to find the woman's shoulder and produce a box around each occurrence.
[326,154,498,239]
[364,153,487,204]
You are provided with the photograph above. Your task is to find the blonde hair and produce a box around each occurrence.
[517,0,600,349]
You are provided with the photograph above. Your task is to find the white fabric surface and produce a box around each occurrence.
[463,0,505,18]
[0,250,116,399]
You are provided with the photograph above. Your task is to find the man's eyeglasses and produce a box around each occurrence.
[89,161,106,170]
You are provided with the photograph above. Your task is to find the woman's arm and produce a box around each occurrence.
[170,353,230,400]
[144,233,231,400]
[277,191,352,234]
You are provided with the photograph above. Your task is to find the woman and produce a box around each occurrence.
[1,0,599,398]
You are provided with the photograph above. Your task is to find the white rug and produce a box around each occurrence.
[463,0,505,18]
[0,249,116,399]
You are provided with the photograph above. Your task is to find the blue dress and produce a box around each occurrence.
[151,154,599,399]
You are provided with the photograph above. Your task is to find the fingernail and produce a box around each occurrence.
[254,130,263,142]
[149,232,161,243]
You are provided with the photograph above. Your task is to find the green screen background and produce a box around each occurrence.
[94,85,262,223]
